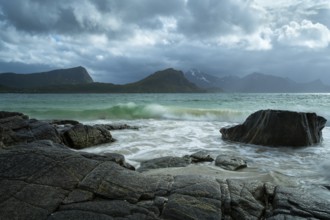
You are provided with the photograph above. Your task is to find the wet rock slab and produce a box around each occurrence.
[138,153,246,173]
[215,155,247,171]
[137,156,191,172]
[1,141,330,219]
[137,151,216,172]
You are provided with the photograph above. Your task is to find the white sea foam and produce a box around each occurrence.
[81,118,330,191]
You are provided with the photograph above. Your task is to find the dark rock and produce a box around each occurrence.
[62,189,94,204]
[0,141,329,219]
[0,113,62,147]
[270,186,330,219]
[146,175,224,219]
[171,175,221,200]
[61,124,114,149]
[57,199,160,219]
[190,151,214,162]
[29,119,63,143]
[225,180,265,220]
[137,156,191,172]
[162,194,222,220]
[48,210,114,220]
[0,111,118,150]
[215,155,247,171]
[137,200,161,217]
[0,141,153,219]
[96,123,139,130]
[49,119,80,126]
[79,162,172,203]
[0,141,99,190]
[0,179,68,220]
[220,109,326,147]
[152,196,168,214]
[266,214,315,220]
[217,179,277,219]
[0,115,29,130]
[1,112,330,219]
[0,111,28,119]
[80,152,135,170]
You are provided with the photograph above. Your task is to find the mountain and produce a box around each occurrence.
[299,79,330,93]
[185,69,330,93]
[3,66,328,93]
[125,68,203,93]
[0,67,203,93]
[234,72,299,93]
[0,66,93,88]
[184,69,221,89]
[227,72,330,92]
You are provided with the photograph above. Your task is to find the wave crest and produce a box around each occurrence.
[29,102,248,122]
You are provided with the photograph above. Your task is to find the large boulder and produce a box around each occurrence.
[220,109,327,147]
[61,124,114,149]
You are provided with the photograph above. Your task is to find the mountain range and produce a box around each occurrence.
[185,69,330,93]
[0,66,329,93]
[0,67,202,93]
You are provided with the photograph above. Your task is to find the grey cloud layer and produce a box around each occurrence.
[0,0,330,84]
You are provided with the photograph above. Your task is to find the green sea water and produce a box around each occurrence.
[1,93,330,122]
[1,93,330,200]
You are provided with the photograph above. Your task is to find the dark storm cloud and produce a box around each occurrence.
[0,1,74,33]
[0,61,53,74]
[0,0,184,34]
[0,0,330,84]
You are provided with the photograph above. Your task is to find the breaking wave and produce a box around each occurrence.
[28,102,248,122]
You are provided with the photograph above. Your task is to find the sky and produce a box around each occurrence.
[0,0,330,84]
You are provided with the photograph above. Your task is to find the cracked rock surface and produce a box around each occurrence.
[1,111,330,219]
[1,141,330,220]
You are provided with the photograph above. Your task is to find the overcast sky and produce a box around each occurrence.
[0,0,330,84]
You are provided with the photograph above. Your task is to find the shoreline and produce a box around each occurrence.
[1,111,330,219]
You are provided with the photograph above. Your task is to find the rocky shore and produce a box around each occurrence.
[1,111,330,219]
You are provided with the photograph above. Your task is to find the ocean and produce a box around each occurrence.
[1,93,330,200]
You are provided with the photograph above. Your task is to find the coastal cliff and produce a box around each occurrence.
[0,66,93,88]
